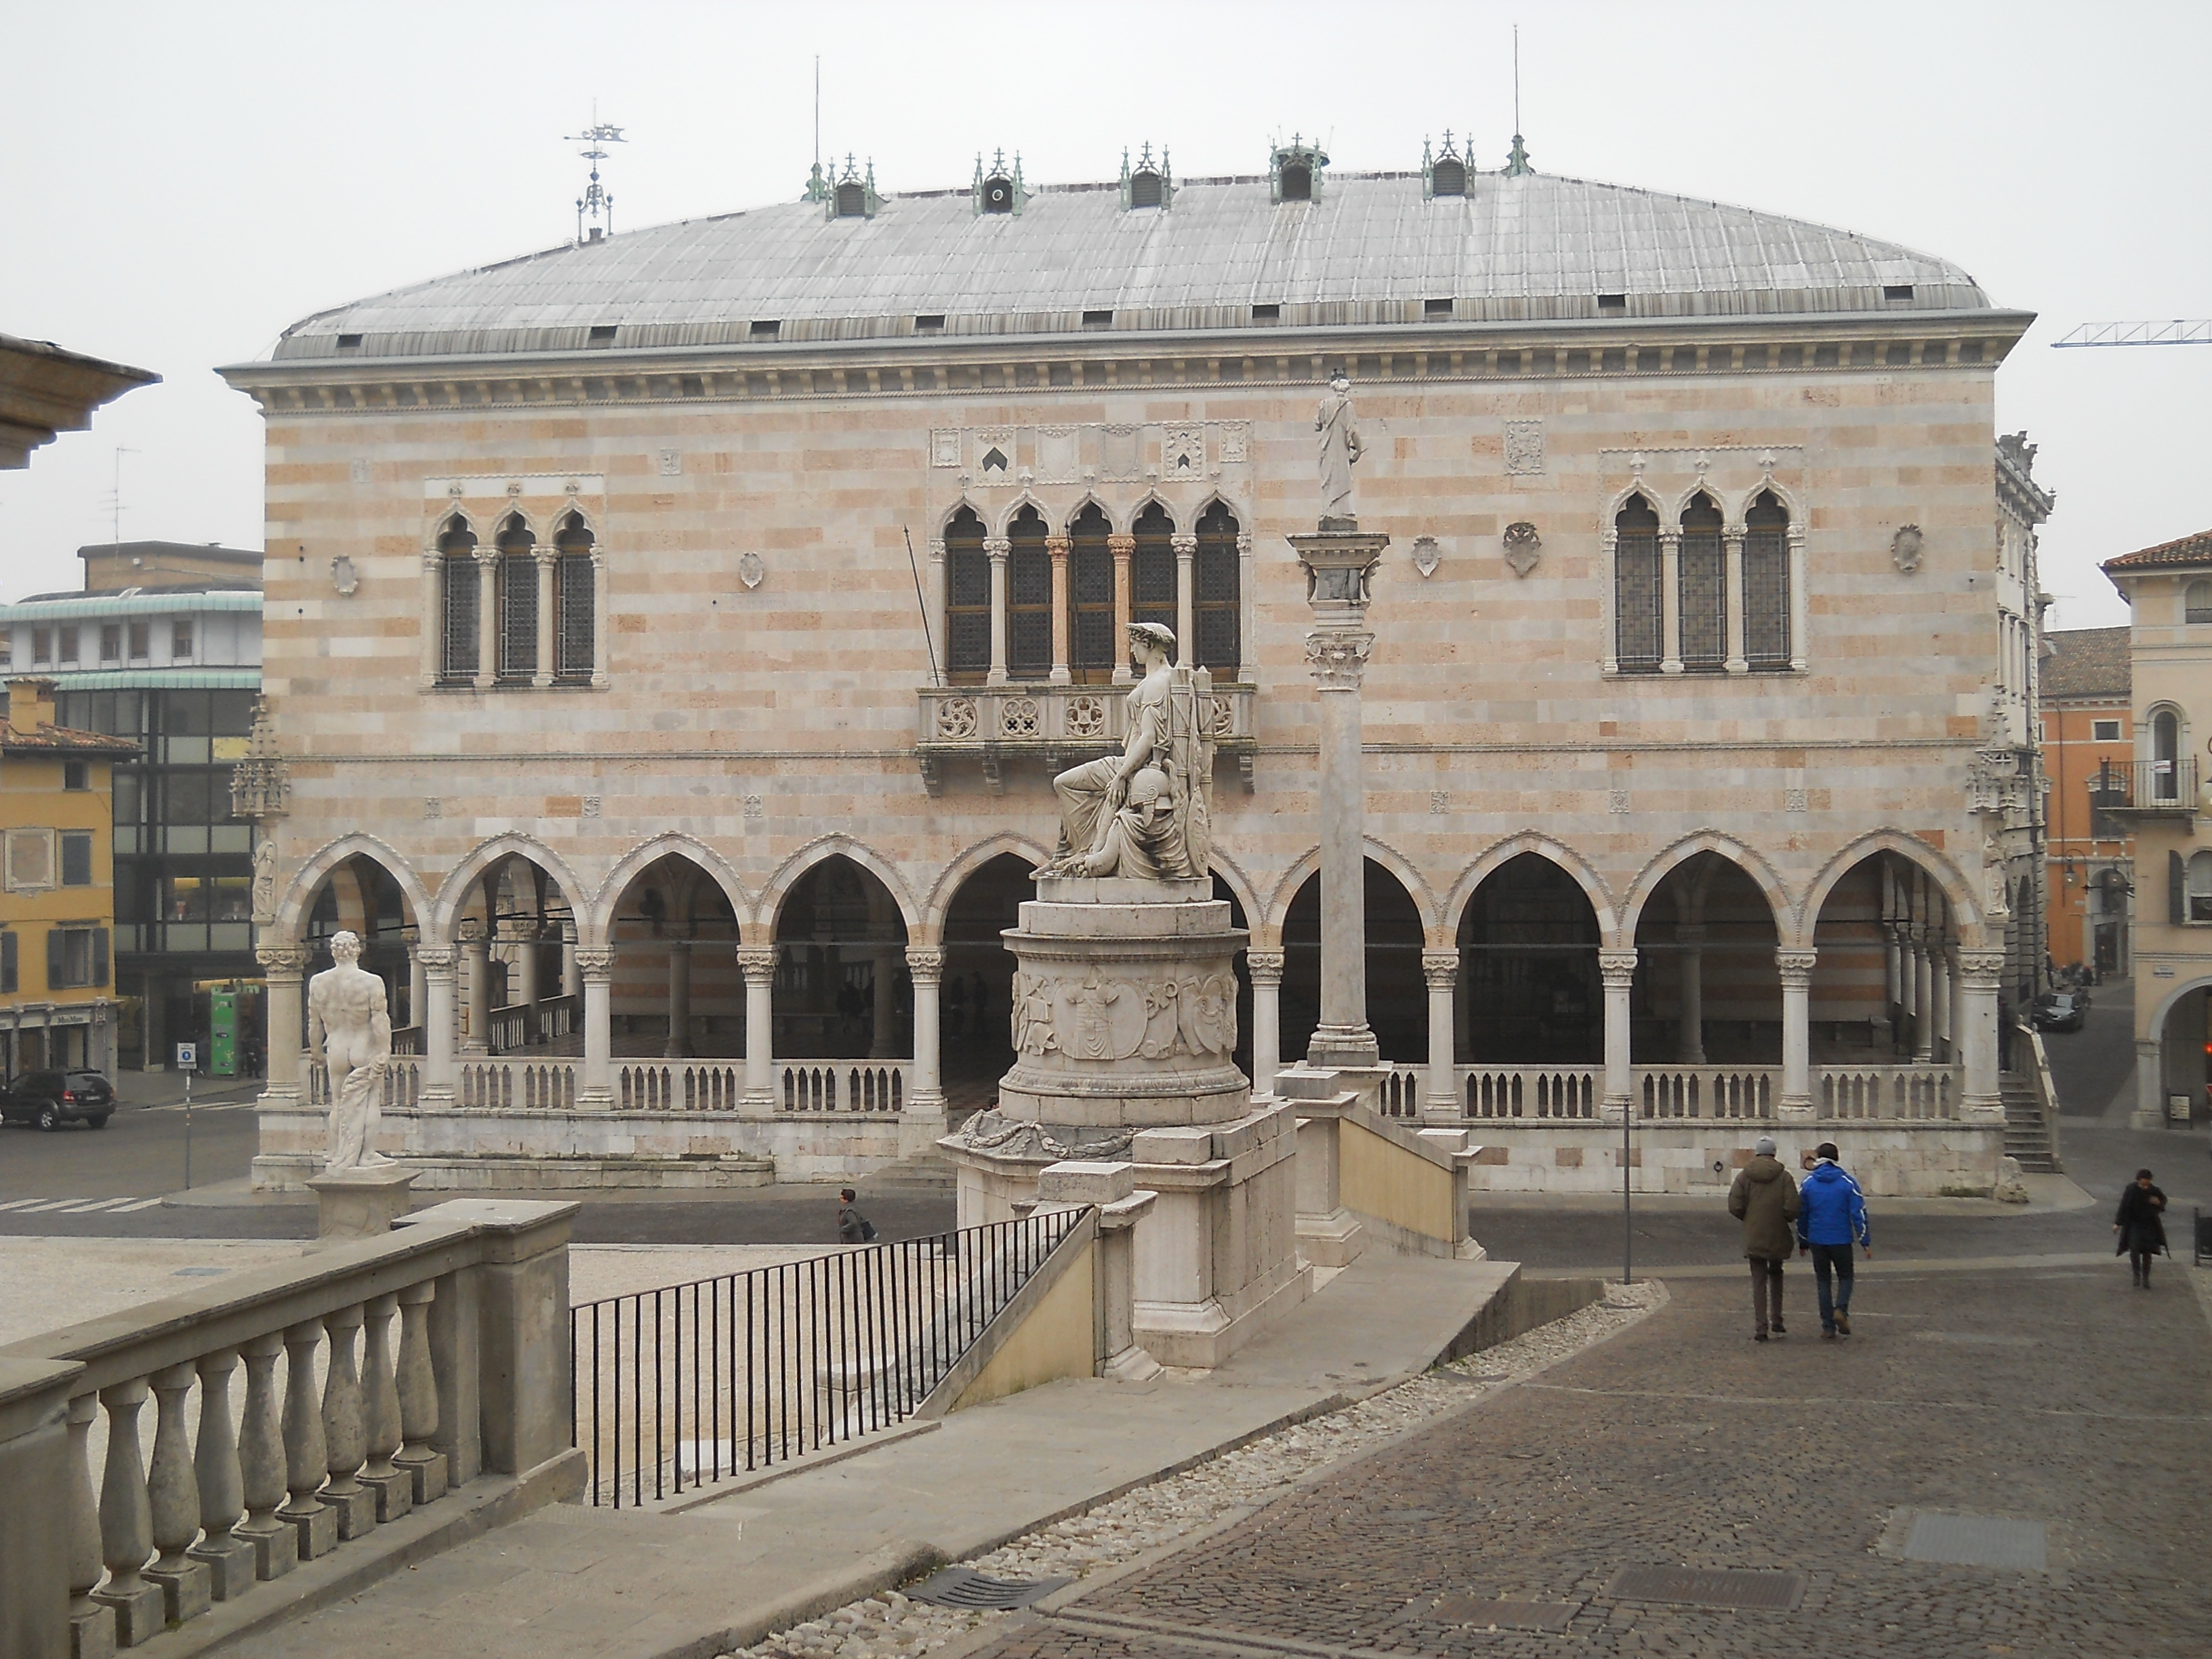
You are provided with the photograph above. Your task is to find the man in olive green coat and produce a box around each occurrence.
[1727,1134,1800,1341]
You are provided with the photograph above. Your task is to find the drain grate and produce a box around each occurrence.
[1607,1566,1806,1611]
[1428,1595,1579,1632]
[1902,1512,2048,1571]
[909,1568,1071,1610]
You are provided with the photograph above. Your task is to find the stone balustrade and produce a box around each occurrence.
[1638,1065,1779,1120]
[779,1061,907,1114]
[915,680,1257,794]
[0,1199,579,1656]
[1817,1064,1957,1120]
[1376,1065,1425,1119]
[306,1058,422,1111]
[455,1058,577,1111]
[1461,1067,1599,1120]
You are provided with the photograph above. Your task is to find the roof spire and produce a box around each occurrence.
[1504,26,1533,176]
[567,104,626,242]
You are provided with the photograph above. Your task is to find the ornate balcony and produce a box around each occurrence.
[916,680,1256,795]
[2089,758,2202,823]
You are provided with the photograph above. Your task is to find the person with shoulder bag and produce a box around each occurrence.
[1727,1135,1800,1342]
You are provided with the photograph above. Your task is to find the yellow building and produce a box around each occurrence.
[1,676,139,1076]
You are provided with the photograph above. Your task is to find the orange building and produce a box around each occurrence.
[2041,627,2133,976]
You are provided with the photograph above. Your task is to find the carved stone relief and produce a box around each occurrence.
[1504,419,1545,476]
[1502,521,1542,576]
[1162,424,1204,478]
[1891,524,1925,573]
[1412,536,1441,578]
[930,428,962,468]
[1012,970,1239,1061]
[737,552,766,589]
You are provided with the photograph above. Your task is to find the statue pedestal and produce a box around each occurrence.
[307,1166,417,1243]
[942,874,1308,1369]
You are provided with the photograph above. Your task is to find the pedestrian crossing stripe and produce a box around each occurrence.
[0,1195,166,1213]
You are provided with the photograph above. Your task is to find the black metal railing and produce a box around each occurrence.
[2089,756,2200,813]
[570,1208,1087,1508]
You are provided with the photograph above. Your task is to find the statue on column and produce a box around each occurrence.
[1045,622,1214,880]
[1315,371,1364,523]
[308,930,396,1172]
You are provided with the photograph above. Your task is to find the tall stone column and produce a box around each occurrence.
[256,947,309,1101]
[515,930,540,1018]
[471,547,499,692]
[1246,949,1284,1096]
[417,948,457,1102]
[1599,949,1637,1122]
[1676,923,1706,1063]
[663,940,693,1058]
[577,949,615,1106]
[1046,536,1071,685]
[1422,949,1459,1118]
[459,928,491,1055]
[870,947,899,1059]
[1290,529,1387,1069]
[1896,924,1920,1056]
[1912,928,1937,1063]
[1956,949,2006,1120]
[560,938,580,1001]
[531,548,556,689]
[1931,943,1954,1060]
[985,535,1010,686]
[1659,527,1683,676]
[1173,533,1197,660]
[1109,535,1135,685]
[1723,526,1748,674]
[2132,1036,2165,1130]
[1777,949,1817,1120]
[739,946,777,1107]
[407,949,428,1036]
[905,947,945,1118]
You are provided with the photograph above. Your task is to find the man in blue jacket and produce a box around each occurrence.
[1796,1141,1871,1338]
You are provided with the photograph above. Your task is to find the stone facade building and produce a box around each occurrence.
[220,142,2051,1193]
[2040,626,2133,976]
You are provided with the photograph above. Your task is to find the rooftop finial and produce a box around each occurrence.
[567,104,626,243]
[1504,25,1534,176]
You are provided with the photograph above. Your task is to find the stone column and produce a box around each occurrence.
[2132,1035,2165,1130]
[1777,949,1817,1120]
[471,547,499,692]
[1046,535,1072,685]
[1109,535,1135,685]
[1599,949,1637,1122]
[418,948,457,1101]
[1422,949,1459,1118]
[1931,941,1954,1060]
[1957,949,2005,1120]
[560,937,580,1000]
[407,948,428,1036]
[459,928,491,1055]
[1173,533,1197,659]
[663,940,693,1058]
[1675,924,1706,1063]
[905,947,945,1118]
[985,535,1010,686]
[589,546,610,687]
[1897,924,1920,1056]
[1659,527,1683,676]
[515,930,540,1019]
[869,947,899,1059]
[1723,526,1748,674]
[531,548,556,689]
[739,946,777,1107]
[1246,949,1284,1095]
[577,949,615,1107]
[256,947,309,1101]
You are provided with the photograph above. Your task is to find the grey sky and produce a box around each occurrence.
[3,0,2203,630]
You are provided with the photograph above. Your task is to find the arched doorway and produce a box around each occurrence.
[2148,976,2211,1126]
[1456,854,1601,1065]
[1810,851,1959,1065]
[1282,859,1425,1065]
[940,853,1031,1108]
[300,853,419,1036]
[603,854,741,1059]
[1633,853,1782,1065]
[449,853,583,1059]
[773,857,910,1062]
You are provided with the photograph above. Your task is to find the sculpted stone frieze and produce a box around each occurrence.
[1012,968,1239,1061]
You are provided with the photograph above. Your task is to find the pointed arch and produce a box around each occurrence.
[937,497,987,537]
[429,832,590,943]
[1621,831,1797,945]
[426,506,479,551]
[758,834,921,941]
[992,492,1050,537]
[1667,482,1725,523]
[1125,490,1181,533]
[589,832,757,949]
[1263,837,1442,939]
[1208,848,1267,945]
[275,834,434,944]
[1733,476,1803,527]
[1798,829,1984,949]
[550,499,602,539]
[922,831,1055,938]
[1061,490,1117,535]
[1443,832,1621,943]
[1603,481,1663,523]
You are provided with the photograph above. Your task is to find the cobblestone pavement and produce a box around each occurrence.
[960,1263,2212,1659]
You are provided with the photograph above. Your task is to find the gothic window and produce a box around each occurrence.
[554,513,596,680]
[2186,579,2211,624]
[496,516,537,682]
[1006,506,1051,679]
[437,516,479,684]
[1678,493,1726,671]
[1194,501,1242,675]
[944,508,990,682]
[1613,497,1662,673]
[1130,503,1177,643]
[1744,489,1792,670]
[1069,504,1116,683]
[2188,851,2212,922]
[1279,161,1312,201]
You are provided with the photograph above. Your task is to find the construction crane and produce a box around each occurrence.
[2051,321,2211,348]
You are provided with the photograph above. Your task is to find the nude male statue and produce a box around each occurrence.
[308,929,396,1172]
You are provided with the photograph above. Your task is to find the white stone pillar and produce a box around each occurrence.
[1931,943,1954,1060]
[407,948,428,1036]
[1600,949,1637,1122]
[560,938,580,1001]
[1659,527,1683,676]
[515,931,540,1015]
[1778,948,1817,1120]
[739,947,777,1107]
[256,947,308,1101]
[471,548,498,692]
[1957,949,2005,1120]
[1912,929,1937,1063]
[419,948,457,1101]
[577,949,614,1106]
[2132,1035,2165,1130]
[1303,622,1378,1067]
[1422,949,1459,1118]
[1173,533,1197,661]
[459,930,491,1055]
[1109,535,1134,685]
[985,535,1010,686]
[905,947,945,1118]
[1723,527,1748,674]
[1676,923,1706,1063]
[1897,926,1919,1056]
[1046,536,1071,686]
[531,548,556,689]
[663,940,692,1058]
[1246,949,1284,1096]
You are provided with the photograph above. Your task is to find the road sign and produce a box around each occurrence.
[174,1042,197,1070]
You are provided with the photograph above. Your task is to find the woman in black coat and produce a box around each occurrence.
[2114,1169,2169,1288]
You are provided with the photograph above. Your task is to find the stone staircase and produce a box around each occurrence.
[863,1145,958,1193]
[2000,1073,2062,1173]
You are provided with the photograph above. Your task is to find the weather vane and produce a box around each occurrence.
[567,106,626,243]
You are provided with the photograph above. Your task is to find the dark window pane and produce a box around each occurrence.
[557,553,595,678]
[1194,503,1241,674]
[60,833,92,887]
[1679,497,1725,670]
[443,556,479,680]
[163,771,212,824]
[1614,499,1662,672]
[499,553,538,680]
[1744,491,1790,668]
[209,690,257,735]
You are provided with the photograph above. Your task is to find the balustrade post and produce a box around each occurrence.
[144,1361,212,1624]
[92,1378,164,1645]
[577,948,615,1107]
[180,1349,253,1603]
[425,1269,481,1488]
[255,946,309,1102]
[64,1389,115,1656]
[905,947,945,1118]
[233,1334,295,1580]
[358,1294,411,1522]
[0,1359,80,1659]
[277,1320,335,1560]
[1777,949,1817,1121]
[319,1303,375,1540]
[419,947,457,1104]
[1599,950,1637,1122]
[740,946,777,1107]
[392,1281,448,1503]
[1421,949,1459,1120]
[465,1200,581,1477]
[1247,949,1284,1094]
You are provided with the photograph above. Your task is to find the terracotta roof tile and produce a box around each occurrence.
[0,720,140,758]
[2102,527,2212,573]
[2041,627,2130,701]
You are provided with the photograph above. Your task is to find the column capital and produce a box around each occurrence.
[1675,924,1706,948]
[1598,949,1639,988]
[1421,949,1460,990]
[737,945,779,980]
[1172,533,1198,556]
[255,946,310,977]
[1107,534,1136,558]
[1244,948,1285,985]
[573,949,616,981]
[1956,950,2007,985]
[983,536,1011,560]
[904,945,945,982]
[1045,536,1071,558]
[471,545,500,567]
[413,947,457,973]
[1304,629,1374,691]
[1774,949,1818,985]
[532,546,558,567]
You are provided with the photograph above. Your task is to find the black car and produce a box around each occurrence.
[2032,991,2089,1033]
[1,1069,116,1130]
